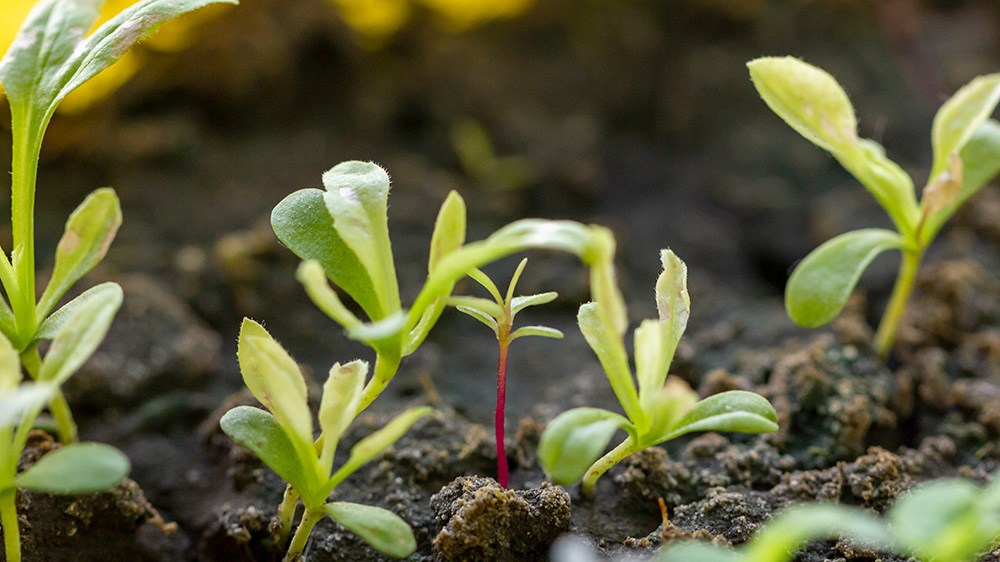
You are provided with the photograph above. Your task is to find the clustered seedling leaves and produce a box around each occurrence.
[658,472,1000,562]
[537,250,779,496]
[749,57,1000,357]
[0,1,235,560]
[450,258,563,488]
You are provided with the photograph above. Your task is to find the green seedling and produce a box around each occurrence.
[451,118,535,191]
[221,319,433,561]
[0,0,235,441]
[748,57,1000,358]
[659,472,1000,562]
[538,250,778,497]
[274,160,629,417]
[450,258,563,488]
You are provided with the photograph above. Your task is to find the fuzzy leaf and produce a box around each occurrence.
[38,282,121,385]
[34,283,121,342]
[318,360,366,474]
[0,383,54,426]
[322,161,400,315]
[323,502,417,558]
[328,407,433,488]
[889,479,999,562]
[428,191,466,274]
[744,504,891,562]
[638,250,689,405]
[659,391,777,443]
[272,188,382,320]
[786,229,904,328]
[510,292,558,315]
[220,406,318,497]
[296,260,362,330]
[455,305,499,333]
[0,332,21,392]
[931,73,1000,180]
[538,407,631,486]
[37,188,122,320]
[236,319,311,446]
[15,442,129,493]
[511,325,563,339]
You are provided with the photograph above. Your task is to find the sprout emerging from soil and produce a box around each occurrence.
[749,56,1000,358]
[221,319,433,561]
[0,1,235,560]
[450,258,563,488]
[273,160,628,417]
[659,472,1000,562]
[538,250,778,497]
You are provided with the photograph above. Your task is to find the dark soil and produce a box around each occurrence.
[5,0,1000,560]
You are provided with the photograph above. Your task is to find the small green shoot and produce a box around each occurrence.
[538,250,778,496]
[220,319,433,561]
[748,57,1000,357]
[659,472,1000,562]
[450,258,563,488]
[274,161,628,416]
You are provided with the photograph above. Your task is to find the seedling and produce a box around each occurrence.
[538,250,778,496]
[659,471,1000,562]
[274,160,628,416]
[749,57,1000,357]
[0,1,232,560]
[221,319,433,561]
[450,258,563,488]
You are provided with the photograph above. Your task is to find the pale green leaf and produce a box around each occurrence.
[37,188,122,320]
[511,325,563,339]
[510,292,558,315]
[220,406,319,498]
[446,296,504,318]
[468,268,503,303]
[236,319,311,446]
[272,188,382,320]
[15,442,129,493]
[346,311,407,345]
[327,407,433,490]
[641,377,698,446]
[578,303,643,427]
[538,407,631,486]
[455,305,499,333]
[429,191,466,274]
[34,283,121,342]
[296,260,361,330]
[744,504,892,562]
[38,282,122,385]
[657,543,741,562]
[323,502,417,558]
[638,249,689,404]
[889,479,998,562]
[0,383,54,426]
[322,161,401,315]
[785,229,904,328]
[659,391,778,443]
[0,332,21,392]
[931,73,1000,179]
[318,360,366,475]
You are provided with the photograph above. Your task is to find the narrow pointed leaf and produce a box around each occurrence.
[429,191,466,274]
[578,303,642,425]
[659,391,778,443]
[455,305,499,333]
[220,406,317,497]
[37,188,122,319]
[538,407,631,486]
[0,383,54,426]
[34,282,120,342]
[39,282,122,385]
[272,188,382,320]
[785,229,904,328]
[329,407,433,487]
[15,443,129,493]
[322,161,400,315]
[931,73,1000,179]
[446,296,504,318]
[318,360,366,474]
[237,319,312,445]
[296,260,362,330]
[0,332,21,392]
[323,502,417,558]
[744,504,891,562]
[510,292,558,315]
[511,325,563,339]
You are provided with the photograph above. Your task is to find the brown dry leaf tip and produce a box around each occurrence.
[922,151,964,219]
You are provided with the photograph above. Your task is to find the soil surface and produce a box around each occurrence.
[5,0,1000,560]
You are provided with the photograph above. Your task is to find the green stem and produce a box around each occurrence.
[9,112,38,346]
[357,353,401,413]
[0,489,20,562]
[580,436,639,497]
[20,346,75,444]
[275,485,300,545]
[873,247,924,359]
[282,507,323,562]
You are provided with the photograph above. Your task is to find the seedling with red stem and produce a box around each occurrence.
[450,258,562,487]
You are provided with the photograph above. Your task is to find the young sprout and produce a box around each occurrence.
[449,258,563,488]
[538,250,778,497]
[659,472,1000,562]
[748,57,1000,358]
[220,319,433,561]
[274,161,628,416]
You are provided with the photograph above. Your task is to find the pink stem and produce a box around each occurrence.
[496,341,510,488]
